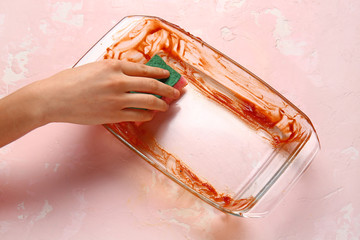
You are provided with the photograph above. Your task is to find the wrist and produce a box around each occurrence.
[20,80,52,127]
[0,82,50,147]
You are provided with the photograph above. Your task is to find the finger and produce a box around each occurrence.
[118,108,155,122]
[125,76,180,99]
[124,94,169,112]
[119,61,170,79]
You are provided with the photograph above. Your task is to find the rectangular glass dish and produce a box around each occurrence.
[73,15,320,217]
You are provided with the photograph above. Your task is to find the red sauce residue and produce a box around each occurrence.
[102,17,307,212]
[108,122,256,211]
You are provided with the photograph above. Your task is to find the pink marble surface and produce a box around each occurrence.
[0,0,359,239]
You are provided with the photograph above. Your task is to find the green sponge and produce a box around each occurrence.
[145,54,181,89]
[131,55,182,109]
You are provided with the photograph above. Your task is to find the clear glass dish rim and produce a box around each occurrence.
[73,15,320,143]
[74,15,321,217]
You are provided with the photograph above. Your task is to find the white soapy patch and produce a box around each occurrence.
[336,203,354,239]
[61,189,87,240]
[168,218,191,232]
[275,39,306,56]
[18,215,27,220]
[251,11,260,25]
[215,0,227,13]
[2,35,38,87]
[44,162,50,169]
[341,147,359,161]
[265,8,291,39]
[51,1,84,28]
[34,200,53,222]
[313,216,338,239]
[0,221,10,234]
[25,200,53,234]
[216,0,246,13]
[3,51,29,85]
[17,202,25,210]
[304,51,322,86]
[191,201,217,229]
[62,211,86,240]
[158,200,217,235]
[54,163,61,172]
[337,225,350,240]
[220,27,236,41]
[265,8,306,56]
[39,19,50,34]
[231,0,246,8]
[149,171,217,232]
[154,173,184,198]
[158,208,192,234]
[161,207,199,219]
[341,203,353,223]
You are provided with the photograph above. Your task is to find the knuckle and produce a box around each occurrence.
[106,75,121,89]
[145,95,158,106]
[140,67,150,76]
[103,59,119,71]
[148,79,159,92]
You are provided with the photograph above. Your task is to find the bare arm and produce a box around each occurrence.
[0,60,180,147]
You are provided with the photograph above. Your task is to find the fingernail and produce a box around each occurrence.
[163,69,169,75]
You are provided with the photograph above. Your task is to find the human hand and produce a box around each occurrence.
[33,59,181,125]
[0,59,181,147]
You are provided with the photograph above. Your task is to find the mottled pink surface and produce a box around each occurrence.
[1,1,359,239]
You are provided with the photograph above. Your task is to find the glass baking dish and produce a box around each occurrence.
[73,15,320,217]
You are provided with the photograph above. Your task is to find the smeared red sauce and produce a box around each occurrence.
[102,17,307,212]
[108,122,256,211]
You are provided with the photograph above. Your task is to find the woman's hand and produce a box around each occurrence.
[0,60,180,147]
[36,60,180,124]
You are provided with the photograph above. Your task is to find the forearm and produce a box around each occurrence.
[0,83,47,147]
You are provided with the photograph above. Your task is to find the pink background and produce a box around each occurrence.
[1,0,359,239]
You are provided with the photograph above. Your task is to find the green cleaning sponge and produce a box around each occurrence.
[145,54,181,88]
[131,55,187,112]
[132,55,188,123]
